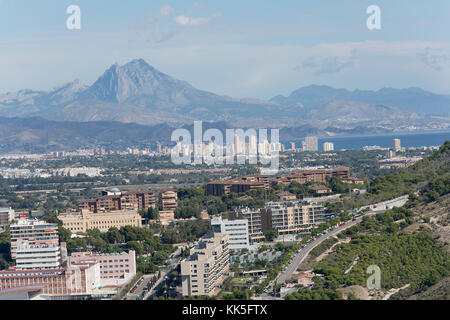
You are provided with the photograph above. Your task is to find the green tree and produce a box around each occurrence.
[264,230,278,242]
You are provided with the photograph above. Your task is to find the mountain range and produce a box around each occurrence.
[271,85,450,116]
[1,59,449,128]
[0,59,290,126]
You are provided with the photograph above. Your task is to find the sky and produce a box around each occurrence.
[1,0,450,99]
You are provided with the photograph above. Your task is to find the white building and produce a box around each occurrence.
[302,136,318,152]
[180,232,229,297]
[211,216,249,250]
[393,138,402,152]
[323,142,334,152]
[10,219,61,270]
[0,207,14,228]
[53,167,102,177]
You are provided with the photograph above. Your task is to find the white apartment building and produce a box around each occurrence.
[0,207,14,228]
[211,216,249,250]
[180,233,230,297]
[302,136,319,152]
[53,167,102,177]
[323,142,335,152]
[393,138,402,152]
[10,219,61,270]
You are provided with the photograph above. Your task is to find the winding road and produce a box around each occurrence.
[258,195,409,298]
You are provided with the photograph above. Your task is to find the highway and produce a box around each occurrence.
[144,246,185,300]
[276,214,372,284]
[124,275,153,300]
[143,271,169,300]
[123,247,184,300]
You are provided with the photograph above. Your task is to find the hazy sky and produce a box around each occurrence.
[1,0,450,99]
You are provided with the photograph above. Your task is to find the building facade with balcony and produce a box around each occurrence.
[211,216,249,250]
[261,201,326,235]
[159,190,178,211]
[78,190,156,213]
[180,233,229,297]
[10,219,61,270]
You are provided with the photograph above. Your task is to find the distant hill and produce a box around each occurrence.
[0,117,175,153]
[366,140,450,203]
[1,59,448,128]
[0,117,394,153]
[271,85,450,116]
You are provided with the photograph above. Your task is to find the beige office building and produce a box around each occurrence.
[59,209,142,233]
[181,233,230,297]
[261,201,326,235]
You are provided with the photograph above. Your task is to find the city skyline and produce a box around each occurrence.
[0,0,449,305]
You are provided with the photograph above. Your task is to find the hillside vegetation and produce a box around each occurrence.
[286,141,450,300]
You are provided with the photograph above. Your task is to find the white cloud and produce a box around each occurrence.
[418,47,450,71]
[132,5,178,45]
[175,12,221,26]
[298,50,360,75]
[159,5,174,17]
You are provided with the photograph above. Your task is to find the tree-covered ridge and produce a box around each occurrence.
[313,230,450,294]
[368,140,449,201]
[286,194,450,300]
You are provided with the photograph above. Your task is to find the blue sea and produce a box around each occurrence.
[283,129,450,151]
